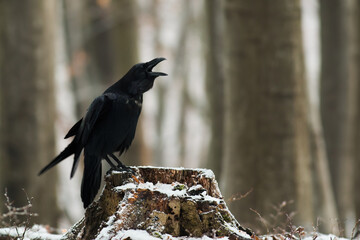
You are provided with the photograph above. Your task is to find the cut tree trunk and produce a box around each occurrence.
[62,167,253,239]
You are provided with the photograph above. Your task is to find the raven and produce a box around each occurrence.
[39,57,167,208]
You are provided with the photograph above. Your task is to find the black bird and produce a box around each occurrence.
[39,58,167,208]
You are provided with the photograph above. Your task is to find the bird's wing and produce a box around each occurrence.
[67,93,115,178]
[82,92,142,158]
[80,93,115,145]
[63,92,114,141]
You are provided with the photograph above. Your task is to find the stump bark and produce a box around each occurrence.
[63,167,253,239]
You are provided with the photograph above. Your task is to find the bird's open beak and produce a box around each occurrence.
[147,57,167,77]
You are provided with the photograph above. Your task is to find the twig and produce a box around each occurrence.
[351,219,360,240]
[0,188,38,239]
[250,208,269,234]
[227,188,253,203]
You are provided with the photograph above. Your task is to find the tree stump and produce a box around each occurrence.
[63,167,253,239]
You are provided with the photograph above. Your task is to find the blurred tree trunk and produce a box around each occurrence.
[152,0,166,167]
[0,0,60,226]
[308,105,339,233]
[320,0,358,234]
[63,0,91,116]
[109,0,147,166]
[320,0,348,212]
[204,0,225,179]
[221,0,314,231]
[177,2,191,167]
[354,1,360,223]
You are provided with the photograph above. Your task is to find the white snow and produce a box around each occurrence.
[116,181,185,197]
[122,166,216,179]
[197,168,215,179]
[0,225,62,240]
[262,233,349,240]
[0,225,350,240]
[303,233,348,240]
[96,228,239,240]
[114,180,221,205]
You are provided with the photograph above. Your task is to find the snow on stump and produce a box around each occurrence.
[64,167,253,239]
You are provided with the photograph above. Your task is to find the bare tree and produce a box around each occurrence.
[204,0,225,179]
[355,1,360,223]
[151,0,166,167]
[320,0,359,234]
[221,0,314,230]
[109,0,147,166]
[0,0,60,225]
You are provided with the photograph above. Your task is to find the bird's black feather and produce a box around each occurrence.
[64,118,82,139]
[39,58,166,208]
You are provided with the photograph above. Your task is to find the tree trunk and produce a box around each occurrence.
[62,167,253,239]
[221,0,314,231]
[152,0,166,167]
[350,0,360,226]
[63,0,91,116]
[204,0,225,180]
[0,0,60,225]
[109,0,146,167]
[320,0,358,234]
[308,108,339,234]
[302,0,339,234]
[319,1,347,195]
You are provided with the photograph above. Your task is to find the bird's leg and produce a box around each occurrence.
[104,155,119,174]
[109,153,140,183]
[109,153,134,174]
[109,153,126,168]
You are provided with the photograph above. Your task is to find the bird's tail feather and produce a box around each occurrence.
[81,153,102,208]
[38,140,77,176]
[70,150,82,178]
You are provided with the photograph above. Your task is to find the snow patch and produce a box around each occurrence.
[303,233,348,240]
[197,168,215,179]
[115,181,185,197]
[134,166,214,175]
[0,225,62,240]
[261,233,349,240]
[114,181,221,204]
[96,228,235,240]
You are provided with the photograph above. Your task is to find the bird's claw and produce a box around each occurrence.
[106,165,135,175]
[106,167,116,175]
[118,165,135,175]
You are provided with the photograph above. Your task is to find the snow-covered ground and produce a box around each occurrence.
[0,225,352,240]
[262,233,349,240]
[96,229,251,240]
[0,225,63,240]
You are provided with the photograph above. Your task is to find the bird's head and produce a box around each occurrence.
[122,57,167,96]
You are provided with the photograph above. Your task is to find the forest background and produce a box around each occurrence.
[0,0,359,237]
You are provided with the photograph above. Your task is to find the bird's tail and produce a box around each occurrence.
[81,153,102,208]
[38,140,79,176]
